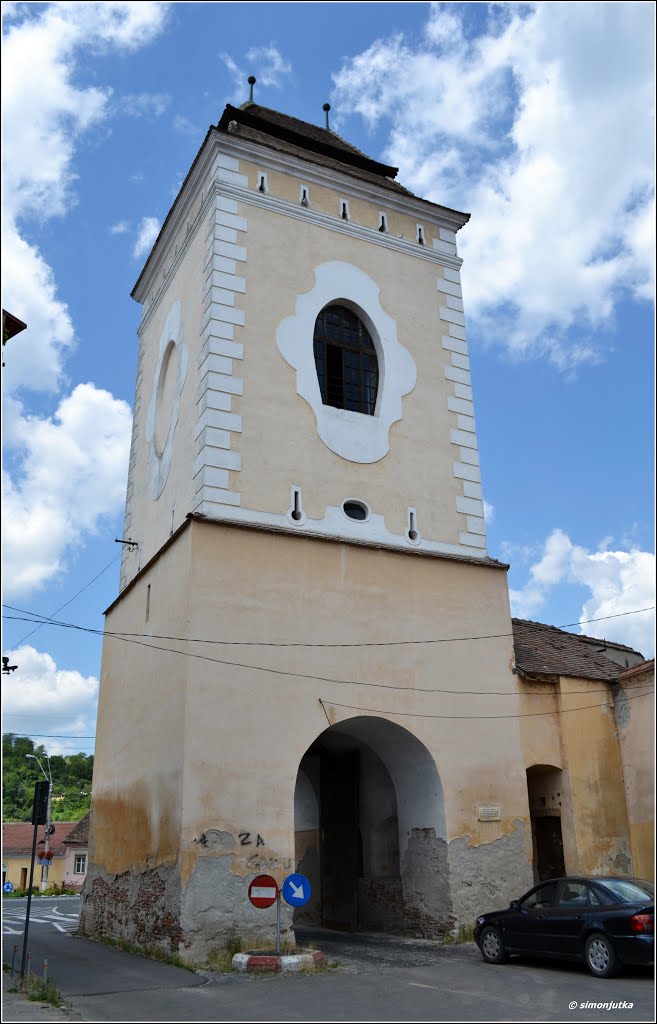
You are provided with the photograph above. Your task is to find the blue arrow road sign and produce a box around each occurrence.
[3,881,14,893]
[282,873,311,907]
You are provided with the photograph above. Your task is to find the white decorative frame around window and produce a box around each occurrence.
[146,298,188,499]
[74,854,87,874]
[276,261,416,464]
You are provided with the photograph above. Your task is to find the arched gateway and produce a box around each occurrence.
[293,716,450,937]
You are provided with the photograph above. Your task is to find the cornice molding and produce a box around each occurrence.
[133,128,467,309]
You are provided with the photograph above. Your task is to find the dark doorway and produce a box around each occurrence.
[294,717,446,937]
[526,765,567,881]
[320,748,360,930]
[534,815,565,881]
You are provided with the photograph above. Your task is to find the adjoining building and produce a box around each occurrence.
[80,91,654,960]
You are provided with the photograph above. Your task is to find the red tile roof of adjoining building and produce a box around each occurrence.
[62,812,89,845]
[2,821,78,858]
[512,619,645,683]
[618,658,655,682]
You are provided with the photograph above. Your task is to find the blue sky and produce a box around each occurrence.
[2,1,654,758]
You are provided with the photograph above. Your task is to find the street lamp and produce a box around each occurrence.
[25,754,53,892]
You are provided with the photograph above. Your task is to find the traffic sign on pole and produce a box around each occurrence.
[248,874,278,909]
[3,881,13,893]
[282,873,311,907]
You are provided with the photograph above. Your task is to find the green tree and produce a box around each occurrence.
[2,734,94,822]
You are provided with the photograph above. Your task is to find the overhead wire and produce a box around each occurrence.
[3,602,654,649]
[7,552,122,648]
[2,610,653,698]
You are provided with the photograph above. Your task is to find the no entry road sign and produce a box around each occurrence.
[282,873,311,907]
[248,874,278,909]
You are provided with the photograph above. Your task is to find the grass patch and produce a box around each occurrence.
[11,973,66,1008]
[204,931,323,974]
[443,921,475,945]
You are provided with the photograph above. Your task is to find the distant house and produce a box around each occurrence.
[2,820,79,890]
[62,812,90,888]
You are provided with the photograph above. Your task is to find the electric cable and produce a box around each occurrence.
[3,602,653,649]
[8,552,122,648]
[2,611,653,697]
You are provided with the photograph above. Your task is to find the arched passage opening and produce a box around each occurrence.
[526,764,566,882]
[293,716,449,936]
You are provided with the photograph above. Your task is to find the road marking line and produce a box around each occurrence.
[52,923,68,932]
[408,983,439,990]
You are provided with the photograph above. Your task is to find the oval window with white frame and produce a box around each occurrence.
[276,261,416,464]
[146,299,188,500]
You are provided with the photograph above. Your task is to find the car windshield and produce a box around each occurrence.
[600,879,654,903]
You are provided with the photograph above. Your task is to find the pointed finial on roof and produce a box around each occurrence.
[323,103,331,130]
[248,76,256,103]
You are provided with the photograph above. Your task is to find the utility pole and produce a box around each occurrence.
[25,754,53,892]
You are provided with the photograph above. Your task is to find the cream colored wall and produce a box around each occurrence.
[175,519,530,889]
[556,677,633,876]
[244,161,440,245]
[90,527,192,875]
[616,666,654,880]
[234,206,463,543]
[3,856,65,888]
[120,220,208,583]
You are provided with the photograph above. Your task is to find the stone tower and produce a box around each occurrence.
[81,94,535,959]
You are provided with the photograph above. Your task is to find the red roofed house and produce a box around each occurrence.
[2,820,79,891]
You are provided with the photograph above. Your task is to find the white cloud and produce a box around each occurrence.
[483,499,494,524]
[2,646,98,757]
[509,528,655,657]
[220,43,292,102]
[133,215,161,259]
[117,91,171,118]
[1,2,170,394]
[109,220,130,235]
[3,384,132,599]
[332,2,654,369]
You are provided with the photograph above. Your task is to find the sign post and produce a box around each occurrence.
[247,873,280,952]
[20,780,49,978]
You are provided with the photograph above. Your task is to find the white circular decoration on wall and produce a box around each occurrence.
[146,298,188,500]
[276,261,416,464]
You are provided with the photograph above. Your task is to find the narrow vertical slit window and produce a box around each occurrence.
[417,226,425,245]
[258,173,268,193]
[146,584,151,622]
[341,200,349,221]
[378,213,388,233]
[313,305,378,415]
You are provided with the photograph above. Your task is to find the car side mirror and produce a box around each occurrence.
[509,899,519,909]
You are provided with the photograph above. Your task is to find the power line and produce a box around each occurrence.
[8,552,122,648]
[3,602,653,649]
[319,688,654,721]
[6,684,652,740]
[3,608,653,697]
[2,612,653,697]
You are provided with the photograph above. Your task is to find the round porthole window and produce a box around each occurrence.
[343,500,369,522]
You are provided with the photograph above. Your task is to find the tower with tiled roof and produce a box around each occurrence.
[83,83,647,961]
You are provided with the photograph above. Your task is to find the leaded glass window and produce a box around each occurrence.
[313,305,378,415]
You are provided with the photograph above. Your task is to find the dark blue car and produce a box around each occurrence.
[474,876,654,977]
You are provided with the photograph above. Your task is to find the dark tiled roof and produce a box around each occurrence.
[2,821,78,857]
[619,658,654,682]
[512,619,645,682]
[62,811,89,845]
[223,121,414,197]
[219,102,399,178]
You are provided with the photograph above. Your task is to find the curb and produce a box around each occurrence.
[232,950,327,973]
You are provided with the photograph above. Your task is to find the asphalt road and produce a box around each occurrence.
[2,898,653,1022]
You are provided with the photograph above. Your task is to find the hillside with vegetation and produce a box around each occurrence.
[2,734,93,823]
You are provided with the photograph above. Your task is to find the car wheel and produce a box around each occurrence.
[585,933,620,978]
[479,925,508,964]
